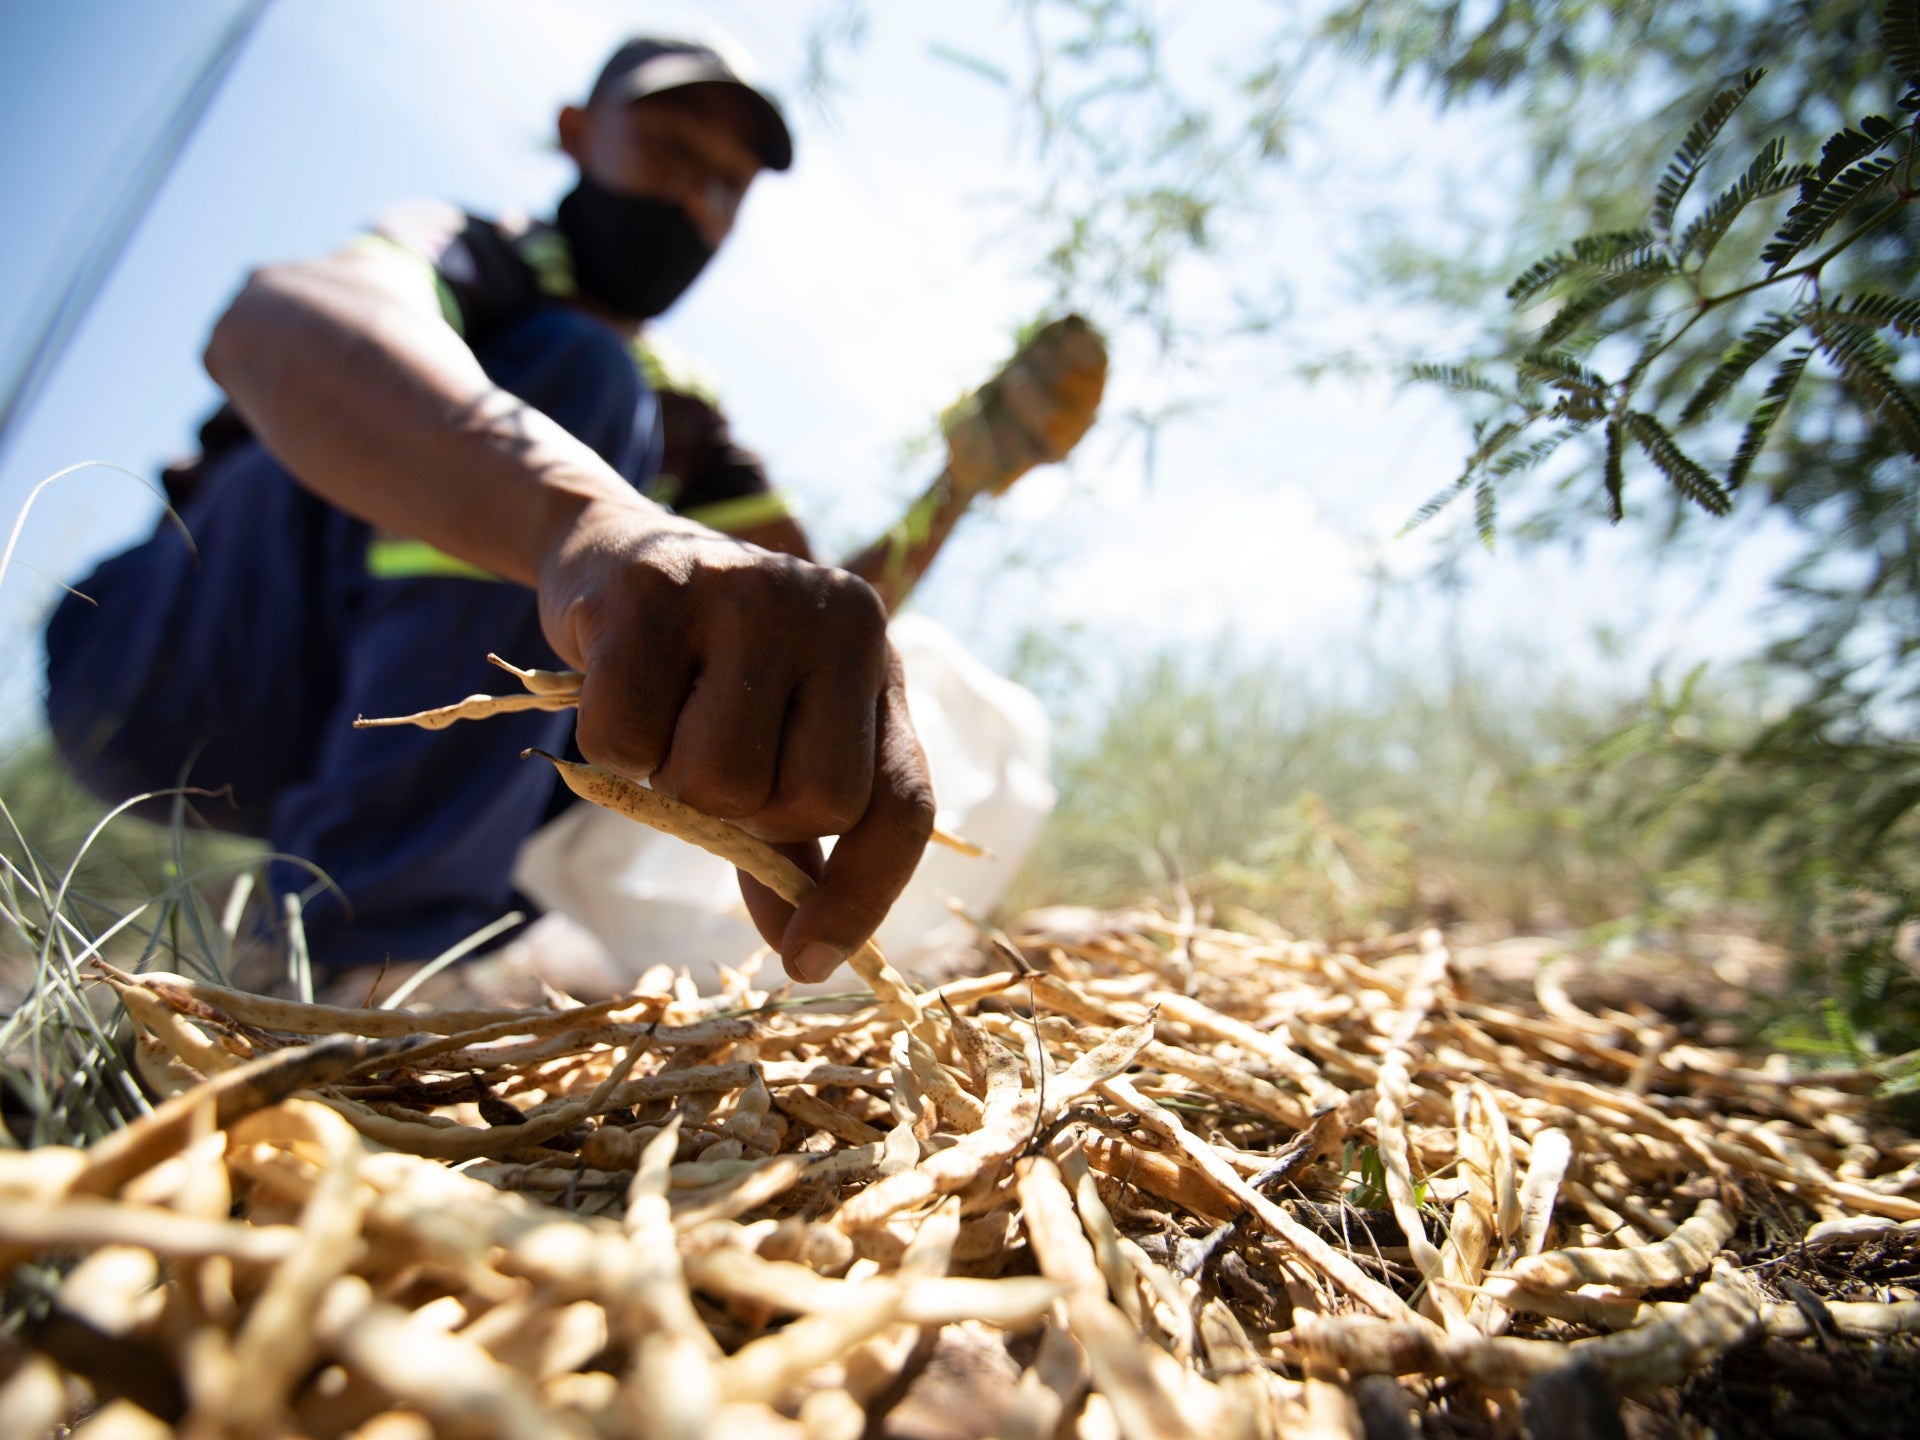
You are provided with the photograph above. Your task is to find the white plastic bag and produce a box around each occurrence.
[510,613,1054,992]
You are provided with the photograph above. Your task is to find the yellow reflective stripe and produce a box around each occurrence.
[431,274,464,334]
[366,539,500,581]
[431,275,464,334]
[349,234,465,336]
[632,333,722,406]
[878,484,943,595]
[643,471,686,508]
[633,339,674,394]
[516,229,576,298]
[680,491,796,534]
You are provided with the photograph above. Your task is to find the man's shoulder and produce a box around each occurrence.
[634,330,723,407]
[367,202,573,336]
[368,199,472,261]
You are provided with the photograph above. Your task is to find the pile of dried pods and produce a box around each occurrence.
[0,668,1915,1436]
[2,902,1916,1437]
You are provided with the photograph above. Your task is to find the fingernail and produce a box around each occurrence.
[791,942,847,984]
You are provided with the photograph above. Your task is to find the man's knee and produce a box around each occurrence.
[43,550,178,809]
[42,450,341,831]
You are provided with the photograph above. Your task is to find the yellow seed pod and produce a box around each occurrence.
[699,1138,747,1165]
[578,1126,640,1172]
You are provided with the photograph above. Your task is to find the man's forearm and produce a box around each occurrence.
[203,253,667,585]
[839,469,977,613]
[200,250,936,977]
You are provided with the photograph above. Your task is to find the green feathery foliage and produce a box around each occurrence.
[1343,3,1920,1077]
[1651,69,1765,245]
[1515,352,1608,401]
[1812,308,1920,448]
[1624,412,1731,515]
[1679,304,1815,423]
[1763,152,1901,272]
[1674,141,1793,264]
[1600,415,1625,521]
[1472,476,1498,548]
[1407,361,1525,404]
[1891,0,1920,79]
[1836,288,1920,333]
[1726,345,1814,490]
[1403,10,1920,533]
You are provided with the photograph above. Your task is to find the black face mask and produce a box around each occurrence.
[554,177,715,320]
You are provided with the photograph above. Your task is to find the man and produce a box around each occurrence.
[44,38,1100,989]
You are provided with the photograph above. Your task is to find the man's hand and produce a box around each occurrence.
[538,500,935,982]
[841,314,1110,613]
[943,314,1108,500]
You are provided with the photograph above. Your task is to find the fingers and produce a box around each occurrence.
[1010,318,1106,452]
[652,649,792,820]
[1037,315,1109,407]
[648,564,886,840]
[758,645,879,841]
[540,512,928,988]
[1001,320,1107,459]
[737,841,820,954]
[992,365,1068,465]
[947,315,1109,496]
[572,603,695,780]
[778,651,935,984]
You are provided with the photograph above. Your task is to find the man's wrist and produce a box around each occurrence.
[526,468,691,578]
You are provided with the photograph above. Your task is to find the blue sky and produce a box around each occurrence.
[0,0,1797,748]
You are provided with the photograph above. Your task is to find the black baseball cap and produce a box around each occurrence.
[588,38,794,172]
